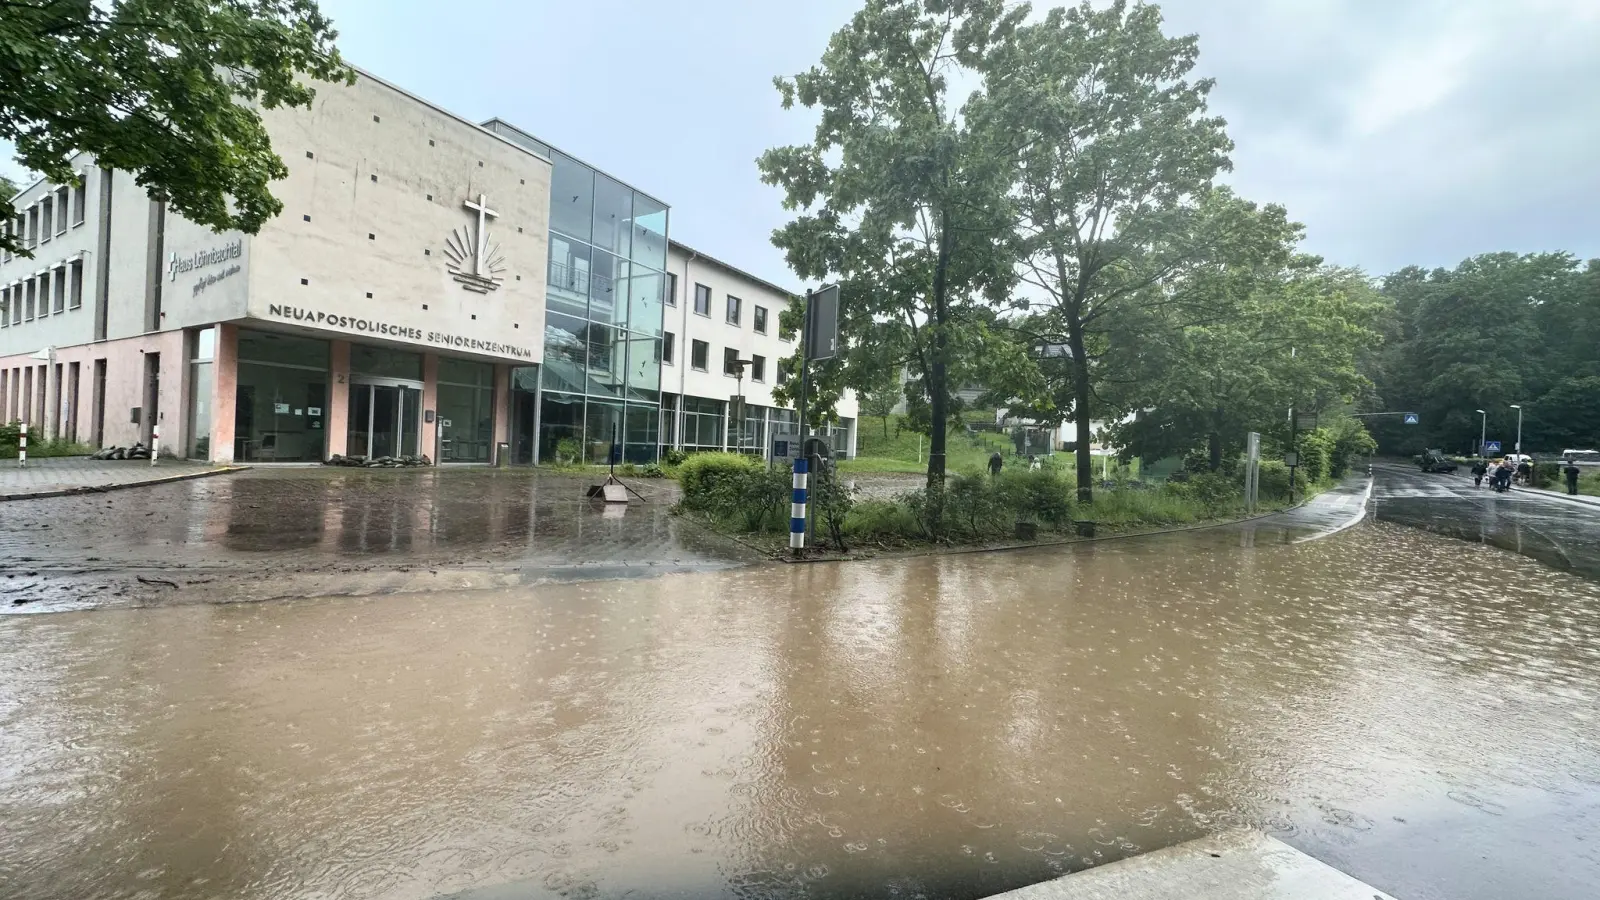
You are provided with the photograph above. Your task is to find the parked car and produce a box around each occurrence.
[1418,449,1458,474]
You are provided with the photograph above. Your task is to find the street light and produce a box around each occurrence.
[1476,409,1486,457]
[1509,404,1523,455]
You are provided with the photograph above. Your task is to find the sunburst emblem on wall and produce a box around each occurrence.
[443,193,506,293]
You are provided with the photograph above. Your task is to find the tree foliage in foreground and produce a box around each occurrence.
[759,0,1025,499]
[0,0,352,257]
[978,0,1298,501]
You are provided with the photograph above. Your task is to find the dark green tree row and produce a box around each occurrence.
[1365,254,1600,456]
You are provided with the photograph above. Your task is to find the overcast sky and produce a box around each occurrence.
[7,0,1598,287]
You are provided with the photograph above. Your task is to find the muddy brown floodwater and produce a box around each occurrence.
[2,521,1598,900]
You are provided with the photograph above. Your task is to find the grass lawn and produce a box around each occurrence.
[845,414,1020,475]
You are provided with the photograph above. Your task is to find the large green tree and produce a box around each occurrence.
[980,0,1295,501]
[1108,262,1384,467]
[1,0,352,257]
[758,0,1025,501]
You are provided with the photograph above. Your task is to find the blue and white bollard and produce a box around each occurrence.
[790,457,808,552]
[17,422,26,468]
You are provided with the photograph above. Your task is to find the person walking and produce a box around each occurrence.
[988,451,1003,478]
[1565,458,1583,496]
[1493,460,1514,492]
[1517,458,1533,487]
[1471,458,1488,488]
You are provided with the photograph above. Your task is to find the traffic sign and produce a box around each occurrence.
[772,433,801,459]
[1484,440,1502,454]
[1403,413,1419,425]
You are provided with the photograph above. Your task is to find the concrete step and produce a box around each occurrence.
[985,829,1400,900]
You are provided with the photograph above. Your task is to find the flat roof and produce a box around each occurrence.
[479,117,669,210]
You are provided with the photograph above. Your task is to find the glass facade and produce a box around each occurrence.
[517,141,670,464]
[187,327,215,459]
[234,330,329,462]
[437,358,495,462]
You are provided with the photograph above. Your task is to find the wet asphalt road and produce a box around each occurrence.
[1370,462,1600,581]
[0,467,755,613]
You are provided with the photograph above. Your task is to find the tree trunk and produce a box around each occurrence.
[1208,408,1223,471]
[927,219,952,492]
[1067,318,1093,505]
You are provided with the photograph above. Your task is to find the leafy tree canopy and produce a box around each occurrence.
[0,0,352,257]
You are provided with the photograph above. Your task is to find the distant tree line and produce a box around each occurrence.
[1364,254,1600,456]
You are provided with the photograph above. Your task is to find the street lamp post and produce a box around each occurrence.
[1509,404,1523,455]
[1476,409,1486,457]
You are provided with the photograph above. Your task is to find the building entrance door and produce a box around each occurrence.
[346,379,422,459]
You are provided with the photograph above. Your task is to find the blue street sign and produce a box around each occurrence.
[1403,413,1419,425]
[1484,440,1502,454]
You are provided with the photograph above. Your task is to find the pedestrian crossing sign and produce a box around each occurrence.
[1403,413,1419,425]
[1484,440,1502,454]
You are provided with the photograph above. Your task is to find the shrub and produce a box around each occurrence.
[1531,461,1562,489]
[1087,487,1200,527]
[677,453,761,511]
[844,499,923,542]
[1296,429,1335,483]
[1167,471,1240,515]
[0,423,95,459]
[812,464,856,550]
[663,447,688,466]
[996,468,1074,527]
[946,471,1009,539]
[1257,460,1291,499]
[641,462,665,478]
[554,437,583,465]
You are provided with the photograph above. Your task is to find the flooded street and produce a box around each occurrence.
[3,517,1597,900]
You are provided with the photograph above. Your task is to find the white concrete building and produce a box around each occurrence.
[1,68,854,465]
[662,241,857,460]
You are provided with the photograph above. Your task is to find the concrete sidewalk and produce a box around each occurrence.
[0,456,242,500]
[986,830,1399,900]
[1518,484,1600,511]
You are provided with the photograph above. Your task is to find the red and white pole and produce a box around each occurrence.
[151,423,160,466]
[17,422,26,468]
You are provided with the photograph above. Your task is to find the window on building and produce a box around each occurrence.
[24,277,36,320]
[666,271,677,307]
[723,347,742,376]
[662,331,675,365]
[690,339,709,371]
[52,267,66,314]
[1,220,10,262]
[1,286,9,327]
[726,294,741,326]
[11,283,22,325]
[681,396,725,450]
[68,260,83,309]
[777,362,788,385]
[693,283,711,316]
[55,187,69,235]
[751,355,766,382]
[73,178,87,226]
[39,198,52,242]
[753,305,768,334]
[25,207,37,248]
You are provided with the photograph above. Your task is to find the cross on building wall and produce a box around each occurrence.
[463,193,498,276]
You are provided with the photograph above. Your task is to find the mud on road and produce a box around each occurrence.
[0,467,755,613]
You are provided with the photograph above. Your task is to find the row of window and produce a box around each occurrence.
[659,332,783,383]
[2,177,89,262]
[1,258,86,326]
[665,272,779,335]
